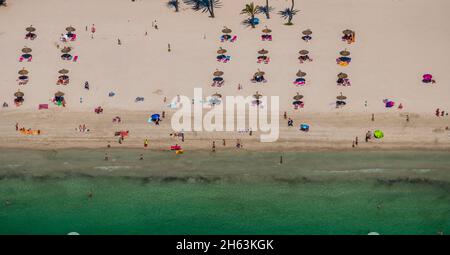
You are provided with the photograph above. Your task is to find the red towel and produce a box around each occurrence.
[39,104,49,110]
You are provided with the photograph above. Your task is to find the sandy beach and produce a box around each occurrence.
[1,0,450,151]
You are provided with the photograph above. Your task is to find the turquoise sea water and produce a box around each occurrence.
[0,149,449,235]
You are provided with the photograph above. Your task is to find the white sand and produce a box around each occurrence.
[1,0,450,150]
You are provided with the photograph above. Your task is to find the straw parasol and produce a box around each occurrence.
[21,47,32,53]
[343,29,354,35]
[213,69,224,77]
[258,49,269,55]
[14,90,24,97]
[293,93,303,100]
[217,47,227,54]
[336,93,347,100]
[58,69,69,74]
[222,27,232,34]
[340,50,351,56]
[26,26,36,32]
[18,68,29,75]
[55,91,65,97]
[253,91,262,99]
[299,50,309,55]
[337,72,348,79]
[66,26,76,32]
[296,70,307,77]
[61,47,71,53]
[262,26,272,34]
[254,70,265,76]
[212,92,222,98]
[302,29,312,35]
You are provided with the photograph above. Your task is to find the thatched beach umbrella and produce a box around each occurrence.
[213,69,224,77]
[296,70,307,77]
[293,93,304,100]
[262,26,272,34]
[302,29,312,35]
[58,69,69,74]
[55,91,65,97]
[299,50,309,55]
[217,47,227,54]
[61,47,71,53]
[258,49,269,55]
[340,50,351,56]
[222,27,232,34]
[66,26,76,32]
[21,47,32,53]
[337,72,348,79]
[14,90,24,97]
[18,68,29,75]
[343,29,354,35]
[212,92,222,98]
[253,91,262,99]
[254,70,265,76]
[26,26,36,32]
[336,93,347,100]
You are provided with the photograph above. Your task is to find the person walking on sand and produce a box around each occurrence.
[168,43,171,52]
[139,154,144,160]
[436,108,440,117]
[222,139,226,146]
[406,114,409,122]
[212,141,216,152]
[371,113,375,121]
[15,123,18,131]
[280,155,283,164]
[91,24,96,34]
[144,139,148,148]
[284,112,287,120]
[355,136,358,146]
[118,38,121,45]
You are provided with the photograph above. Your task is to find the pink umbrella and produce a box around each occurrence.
[423,74,432,80]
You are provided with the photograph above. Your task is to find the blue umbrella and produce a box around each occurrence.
[151,114,160,120]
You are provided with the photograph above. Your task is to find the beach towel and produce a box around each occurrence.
[231,36,237,42]
[73,56,78,62]
[38,104,49,110]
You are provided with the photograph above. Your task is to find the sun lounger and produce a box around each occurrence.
[19,57,24,62]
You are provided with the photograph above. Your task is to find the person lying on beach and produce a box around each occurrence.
[299,55,312,63]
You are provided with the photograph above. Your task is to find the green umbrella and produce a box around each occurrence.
[374,130,384,139]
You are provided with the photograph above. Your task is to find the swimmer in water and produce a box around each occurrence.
[88,191,93,199]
